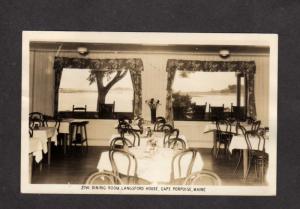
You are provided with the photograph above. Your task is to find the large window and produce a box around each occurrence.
[172,71,245,120]
[58,68,133,118]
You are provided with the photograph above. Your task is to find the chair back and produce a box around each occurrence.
[244,131,266,153]
[231,103,246,121]
[166,136,186,150]
[126,128,141,146]
[209,105,225,121]
[29,112,45,129]
[251,120,261,133]
[193,103,207,120]
[216,119,231,132]
[153,117,166,131]
[110,137,134,149]
[163,128,179,146]
[109,149,138,184]
[170,149,199,181]
[85,171,123,185]
[99,102,115,117]
[72,105,87,112]
[184,170,222,185]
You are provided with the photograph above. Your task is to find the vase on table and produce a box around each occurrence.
[150,108,157,124]
[145,98,160,124]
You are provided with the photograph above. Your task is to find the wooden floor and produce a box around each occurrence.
[32,146,267,186]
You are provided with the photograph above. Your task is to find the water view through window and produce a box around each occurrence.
[58,68,133,112]
[172,71,244,112]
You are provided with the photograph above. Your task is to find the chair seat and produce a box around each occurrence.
[250,150,268,159]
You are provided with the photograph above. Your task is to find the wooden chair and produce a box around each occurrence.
[165,136,186,150]
[193,102,207,120]
[99,102,115,118]
[72,105,87,112]
[29,112,45,129]
[153,117,166,131]
[183,170,222,185]
[109,149,150,184]
[209,104,225,121]
[85,171,123,185]
[110,137,134,149]
[163,127,179,147]
[170,149,199,184]
[244,131,268,183]
[231,103,246,121]
[214,119,233,159]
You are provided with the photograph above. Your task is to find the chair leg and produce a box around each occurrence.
[234,150,242,174]
[245,155,252,181]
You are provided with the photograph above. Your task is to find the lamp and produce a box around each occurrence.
[77,46,89,56]
[219,49,230,58]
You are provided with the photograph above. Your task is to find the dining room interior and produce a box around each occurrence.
[27,40,271,187]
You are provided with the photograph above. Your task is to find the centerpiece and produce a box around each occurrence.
[145,98,160,123]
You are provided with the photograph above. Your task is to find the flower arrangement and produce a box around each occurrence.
[145,98,160,110]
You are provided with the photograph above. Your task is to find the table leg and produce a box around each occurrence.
[213,131,217,157]
[47,138,51,165]
[63,134,67,155]
[243,149,248,179]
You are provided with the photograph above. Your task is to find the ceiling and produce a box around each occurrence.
[30,42,270,54]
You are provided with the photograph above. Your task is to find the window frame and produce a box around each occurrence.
[56,68,134,119]
[172,72,247,122]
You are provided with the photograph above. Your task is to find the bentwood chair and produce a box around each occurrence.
[109,149,150,184]
[29,112,45,129]
[183,170,222,186]
[126,128,141,147]
[214,119,233,158]
[244,131,268,183]
[153,117,166,131]
[85,171,123,185]
[110,137,134,149]
[209,105,225,121]
[165,136,186,150]
[170,149,199,184]
[163,128,179,147]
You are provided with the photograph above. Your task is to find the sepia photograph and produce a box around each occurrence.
[21,32,277,195]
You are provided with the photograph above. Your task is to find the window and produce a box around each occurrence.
[58,68,133,118]
[172,71,246,121]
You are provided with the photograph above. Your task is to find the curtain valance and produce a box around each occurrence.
[166,59,256,74]
[53,57,144,72]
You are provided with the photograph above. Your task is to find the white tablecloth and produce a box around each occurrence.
[29,137,44,163]
[229,134,269,154]
[203,122,252,133]
[97,147,203,183]
[33,127,58,146]
[110,132,187,148]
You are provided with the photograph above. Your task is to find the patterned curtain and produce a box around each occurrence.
[246,72,256,119]
[165,59,257,123]
[129,70,142,118]
[53,57,144,116]
[165,68,177,124]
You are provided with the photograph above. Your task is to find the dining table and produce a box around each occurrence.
[110,131,188,148]
[97,146,203,184]
[31,126,58,165]
[203,121,253,157]
[229,133,269,179]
